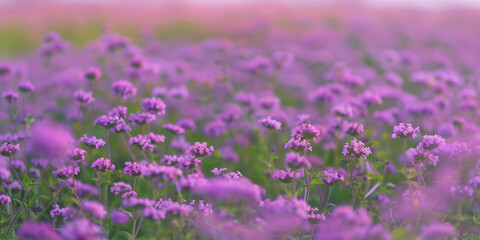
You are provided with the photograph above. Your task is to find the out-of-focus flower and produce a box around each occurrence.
[392,123,420,139]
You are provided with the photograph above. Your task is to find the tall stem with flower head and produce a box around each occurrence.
[266,130,280,196]
[403,139,414,200]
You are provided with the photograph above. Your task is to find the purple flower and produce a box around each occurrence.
[284,138,312,152]
[111,182,137,199]
[273,169,295,183]
[272,51,295,69]
[52,165,80,179]
[342,138,371,161]
[321,168,345,184]
[177,118,196,131]
[346,122,364,136]
[292,123,321,141]
[111,80,137,99]
[418,223,455,240]
[85,67,101,80]
[108,105,128,119]
[203,120,226,137]
[128,111,156,126]
[186,142,214,158]
[82,200,106,219]
[111,210,130,225]
[59,218,102,240]
[17,81,35,93]
[0,142,20,157]
[259,116,282,130]
[0,194,10,205]
[93,115,122,128]
[142,164,183,181]
[74,90,94,104]
[141,97,166,115]
[160,155,184,165]
[91,158,115,172]
[17,222,61,240]
[3,90,19,103]
[65,148,86,161]
[418,134,445,151]
[124,161,144,176]
[392,123,420,139]
[284,152,311,168]
[145,132,165,143]
[128,134,154,151]
[80,134,106,149]
[212,168,227,176]
[194,177,264,202]
[161,123,185,135]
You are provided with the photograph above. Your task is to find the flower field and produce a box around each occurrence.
[0,2,479,239]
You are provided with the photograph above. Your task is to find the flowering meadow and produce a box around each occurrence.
[1,4,480,240]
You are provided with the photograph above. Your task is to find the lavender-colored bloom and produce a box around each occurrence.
[111,121,132,133]
[85,67,101,80]
[293,123,321,141]
[124,161,144,176]
[272,51,295,69]
[145,132,165,143]
[80,134,106,149]
[91,158,115,172]
[93,115,122,128]
[3,90,19,103]
[346,122,364,136]
[235,91,255,108]
[65,148,86,161]
[122,197,154,209]
[74,90,94,104]
[17,222,61,240]
[111,182,137,199]
[177,118,196,131]
[321,168,345,184]
[141,97,166,115]
[11,160,26,173]
[219,146,239,162]
[111,210,130,225]
[418,134,445,151]
[212,168,227,176]
[259,116,282,130]
[342,138,372,161]
[32,158,49,168]
[0,142,20,157]
[0,194,10,205]
[53,165,80,179]
[284,138,312,152]
[162,123,186,135]
[108,105,128,119]
[142,164,183,181]
[273,169,295,183]
[284,152,311,168]
[59,218,102,240]
[128,111,156,125]
[128,134,154,151]
[418,223,455,240]
[160,155,184,165]
[392,123,420,139]
[111,80,137,99]
[203,120,226,137]
[194,177,264,202]
[82,200,106,218]
[186,142,214,158]
[17,81,35,93]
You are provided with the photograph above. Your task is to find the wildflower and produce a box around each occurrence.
[346,122,364,136]
[392,123,420,139]
[111,182,137,199]
[141,97,166,115]
[108,105,128,119]
[142,164,183,181]
[85,67,101,80]
[186,142,214,158]
[321,168,345,185]
[65,148,86,161]
[145,132,165,143]
[284,152,311,168]
[128,112,156,125]
[80,134,106,149]
[82,200,106,219]
[59,218,102,240]
[177,118,196,131]
[259,116,282,130]
[3,90,19,103]
[203,121,226,137]
[53,165,80,179]
[128,134,154,151]
[17,222,61,240]
[293,123,321,141]
[0,194,10,205]
[124,162,144,176]
[17,81,35,92]
[91,158,115,172]
[111,210,130,225]
[0,142,20,157]
[284,138,312,152]
[111,80,137,99]
[342,138,371,161]
[272,169,295,183]
[74,90,94,104]
[162,123,185,135]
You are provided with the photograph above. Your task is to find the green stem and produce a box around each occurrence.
[3,186,30,240]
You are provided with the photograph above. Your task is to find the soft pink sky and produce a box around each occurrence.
[1,0,480,10]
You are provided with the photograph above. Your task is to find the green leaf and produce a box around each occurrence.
[367,173,384,182]
[369,140,382,148]
[392,227,406,240]
[295,187,303,197]
[309,178,324,185]
[111,231,132,240]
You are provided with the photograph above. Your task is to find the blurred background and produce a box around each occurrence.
[0,0,479,57]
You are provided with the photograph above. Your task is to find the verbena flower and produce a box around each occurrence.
[17,222,61,240]
[284,138,312,152]
[0,142,20,157]
[128,134,154,151]
[80,134,106,149]
[186,142,214,158]
[111,182,137,199]
[74,90,94,104]
[272,169,295,183]
[0,194,11,205]
[3,90,19,103]
[91,158,115,172]
[392,123,420,139]
[53,165,80,179]
[321,168,345,185]
[124,161,144,176]
[259,116,282,130]
[293,123,321,141]
[82,200,106,219]
[17,81,35,93]
[342,138,372,161]
[59,218,102,240]
[85,67,101,80]
[284,152,311,168]
[111,80,137,99]
[65,148,86,161]
[141,97,166,115]
[128,112,156,125]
